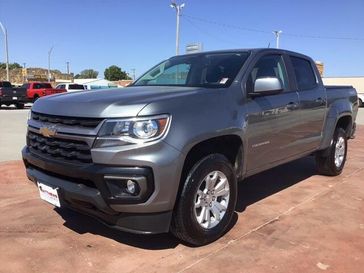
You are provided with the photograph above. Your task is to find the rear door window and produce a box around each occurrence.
[290,56,317,90]
[69,84,85,90]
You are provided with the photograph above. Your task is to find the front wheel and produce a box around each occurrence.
[171,154,237,246]
[316,127,347,176]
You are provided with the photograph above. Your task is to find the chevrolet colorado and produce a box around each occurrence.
[22,49,358,246]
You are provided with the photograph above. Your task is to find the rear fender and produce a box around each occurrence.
[319,99,353,151]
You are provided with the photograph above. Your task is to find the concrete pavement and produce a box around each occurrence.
[0,126,363,273]
[0,106,30,161]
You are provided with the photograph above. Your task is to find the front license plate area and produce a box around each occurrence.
[37,182,61,207]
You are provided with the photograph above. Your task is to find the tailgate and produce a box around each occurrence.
[1,87,27,98]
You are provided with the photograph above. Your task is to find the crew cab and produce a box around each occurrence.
[0,81,28,109]
[20,82,66,102]
[22,49,358,246]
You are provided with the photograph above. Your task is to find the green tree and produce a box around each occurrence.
[74,69,99,79]
[0,62,22,69]
[104,65,131,81]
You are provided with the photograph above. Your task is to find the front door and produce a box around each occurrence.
[244,54,301,172]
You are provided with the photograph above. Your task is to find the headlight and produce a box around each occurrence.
[94,115,170,148]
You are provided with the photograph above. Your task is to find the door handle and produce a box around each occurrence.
[315,97,326,105]
[286,102,298,110]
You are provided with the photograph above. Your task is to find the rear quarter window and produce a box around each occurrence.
[290,56,317,90]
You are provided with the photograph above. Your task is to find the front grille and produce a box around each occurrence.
[27,131,92,163]
[31,111,102,128]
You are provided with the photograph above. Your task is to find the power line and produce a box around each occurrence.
[183,16,243,47]
[183,14,364,41]
[183,14,271,34]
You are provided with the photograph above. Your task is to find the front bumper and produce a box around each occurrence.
[22,147,176,234]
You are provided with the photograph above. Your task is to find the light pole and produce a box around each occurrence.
[66,61,70,74]
[48,46,54,82]
[273,30,282,49]
[170,1,185,55]
[131,68,136,81]
[0,21,10,81]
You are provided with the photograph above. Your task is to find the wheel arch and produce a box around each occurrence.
[174,134,244,207]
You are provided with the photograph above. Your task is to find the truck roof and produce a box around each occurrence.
[172,48,312,61]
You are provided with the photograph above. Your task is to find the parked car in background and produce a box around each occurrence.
[56,83,86,92]
[19,82,66,102]
[358,92,364,107]
[0,81,28,109]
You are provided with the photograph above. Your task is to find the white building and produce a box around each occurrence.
[322,76,364,93]
[73,78,118,90]
[323,76,364,106]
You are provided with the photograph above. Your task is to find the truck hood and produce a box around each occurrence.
[31,86,203,118]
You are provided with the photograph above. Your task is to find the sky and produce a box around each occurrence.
[0,0,363,78]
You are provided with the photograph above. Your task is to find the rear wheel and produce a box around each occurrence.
[16,103,24,109]
[171,154,237,246]
[359,98,363,107]
[316,127,347,176]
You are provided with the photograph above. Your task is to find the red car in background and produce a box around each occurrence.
[20,82,66,102]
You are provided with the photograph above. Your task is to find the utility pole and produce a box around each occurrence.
[66,61,70,74]
[131,68,136,81]
[48,46,54,82]
[273,30,282,49]
[170,1,185,55]
[0,22,10,81]
[23,62,26,68]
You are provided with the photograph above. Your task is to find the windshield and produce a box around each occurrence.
[34,83,52,88]
[133,52,249,88]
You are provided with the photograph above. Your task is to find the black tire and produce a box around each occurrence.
[316,127,347,176]
[171,154,237,246]
[16,103,24,109]
[360,99,363,107]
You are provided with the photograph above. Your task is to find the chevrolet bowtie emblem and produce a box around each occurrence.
[39,126,57,138]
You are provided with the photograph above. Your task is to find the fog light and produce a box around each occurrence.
[126,180,137,194]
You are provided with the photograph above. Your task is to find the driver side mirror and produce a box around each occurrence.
[249,77,283,97]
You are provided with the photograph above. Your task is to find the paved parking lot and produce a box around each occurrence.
[0,106,363,272]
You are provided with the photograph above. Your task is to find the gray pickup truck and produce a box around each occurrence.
[22,49,358,245]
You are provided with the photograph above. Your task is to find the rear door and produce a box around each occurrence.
[244,53,301,172]
[288,55,327,152]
